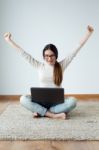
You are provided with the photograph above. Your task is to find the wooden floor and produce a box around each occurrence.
[0,100,99,150]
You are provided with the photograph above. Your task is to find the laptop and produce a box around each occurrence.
[30,87,64,108]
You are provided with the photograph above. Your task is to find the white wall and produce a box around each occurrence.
[0,0,99,95]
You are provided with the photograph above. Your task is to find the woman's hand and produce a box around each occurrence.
[87,25,94,33]
[4,32,12,41]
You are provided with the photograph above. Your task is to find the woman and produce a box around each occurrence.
[4,25,94,119]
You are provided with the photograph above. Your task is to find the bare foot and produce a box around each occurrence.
[52,113,67,120]
[45,111,68,120]
[33,112,40,118]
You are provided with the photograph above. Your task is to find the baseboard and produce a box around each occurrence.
[0,94,99,101]
[65,94,99,100]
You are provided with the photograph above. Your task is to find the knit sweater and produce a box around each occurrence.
[20,44,83,88]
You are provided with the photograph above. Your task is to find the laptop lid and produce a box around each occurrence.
[30,87,64,109]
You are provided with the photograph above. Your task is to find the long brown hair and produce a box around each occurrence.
[53,61,63,86]
[43,44,63,86]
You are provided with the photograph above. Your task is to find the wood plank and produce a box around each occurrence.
[0,94,99,101]
[65,94,99,100]
[0,141,99,150]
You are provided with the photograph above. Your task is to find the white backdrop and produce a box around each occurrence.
[0,0,99,95]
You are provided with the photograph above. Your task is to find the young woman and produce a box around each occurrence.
[4,25,94,119]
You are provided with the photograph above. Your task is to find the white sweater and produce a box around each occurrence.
[20,44,83,88]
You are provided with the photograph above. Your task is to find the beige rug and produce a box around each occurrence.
[0,101,99,140]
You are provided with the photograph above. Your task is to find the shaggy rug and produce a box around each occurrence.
[0,101,99,140]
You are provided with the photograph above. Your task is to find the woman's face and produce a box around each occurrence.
[44,49,56,65]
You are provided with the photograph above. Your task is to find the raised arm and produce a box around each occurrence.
[79,25,94,47]
[4,32,24,53]
[60,25,94,71]
[4,32,42,68]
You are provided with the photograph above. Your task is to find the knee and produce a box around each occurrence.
[20,95,26,105]
[65,97,77,108]
[72,98,77,108]
[71,97,77,106]
[20,95,30,105]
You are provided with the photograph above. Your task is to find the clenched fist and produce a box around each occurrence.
[4,32,12,41]
[87,25,94,33]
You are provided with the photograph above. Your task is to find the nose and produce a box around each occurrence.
[48,57,52,61]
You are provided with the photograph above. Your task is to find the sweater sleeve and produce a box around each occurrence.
[59,43,83,72]
[19,49,43,69]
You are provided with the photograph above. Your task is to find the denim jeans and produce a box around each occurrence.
[20,95,77,116]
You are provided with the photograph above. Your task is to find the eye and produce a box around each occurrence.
[44,55,55,58]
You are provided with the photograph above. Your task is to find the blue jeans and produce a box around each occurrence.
[20,95,77,116]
